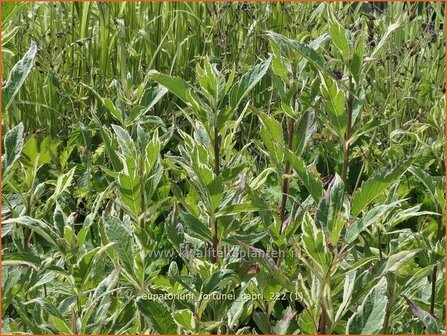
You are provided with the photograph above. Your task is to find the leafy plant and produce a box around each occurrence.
[2,2,445,335]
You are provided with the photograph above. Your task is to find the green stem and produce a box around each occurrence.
[210,125,220,263]
[430,215,443,315]
[280,118,294,225]
[382,273,396,333]
[342,75,354,186]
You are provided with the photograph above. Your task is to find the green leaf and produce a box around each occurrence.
[145,129,161,173]
[273,306,296,335]
[294,109,317,157]
[202,269,238,294]
[329,18,350,60]
[335,256,378,280]
[50,316,73,334]
[165,205,185,255]
[3,216,59,247]
[227,281,254,328]
[136,297,177,334]
[301,212,329,277]
[25,298,63,319]
[403,295,441,334]
[112,124,135,156]
[370,14,405,58]
[207,175,224,210]
[284,148,323,203]
[117,157,141,215]
[258,112,284,173]
[236,239,294,292]
[217,203,268,217]
[345,202,399,244]
[321,78,347,139]
[351,36,365,84]
[148,70,200,108]
[384,249,421,273]
[386,205,438,230]
[74,244,113,286]
[2,41,38,111]
[49,167,76,202]
[2,122,24,177]
[99,126,123,171]
[12,299,44,333]
[253,311,272,334]
[347,277,388,334]
[180,211,212,243]
[335,270,356,322]
[230,55,272,110]
[314,173,344,244]
[351,159,413,217]
[140,85,168,115]
[103,98,124,124]
[267,31,333,77]
[2,253,41,270]
[196,57,220,100]
[104,215,134,271]
[172,309,195,331]
[270,40,289,80]
[96,267,121,296]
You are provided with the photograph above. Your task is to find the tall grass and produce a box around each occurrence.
[3,3,442,137]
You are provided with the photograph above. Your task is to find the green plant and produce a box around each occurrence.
[2,2,445,335]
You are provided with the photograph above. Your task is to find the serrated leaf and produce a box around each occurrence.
[301,212,329,277]
[148,70,200,109]
[180,211,212,243]
[315,173,344,244]
[283,148,323,202]
[2,253,42,270]
[345,202,399,244]
[267,31,333,77]
[294,109,317,157]
[2,122,24,177]
[3,216,59,247]
[321,78,347,139]
[103,98,124,124]
[136,297,177,334]
[112,124,135,156]
[351,36,365,84]
[253,311,272,334]
[2,41,37,110]
[335,270,356,322]
[370,15,405,58]
[104,215,133,271]
[351,159,413,217]
[172,309,195,331]
[145,129,161,173]
[329,19,349,60]
[51,315,73,334]
[74,244,113,286]
[347,277,388,334]
[384,249,421,273]
[258,112,285,173]
[230,55,272,110]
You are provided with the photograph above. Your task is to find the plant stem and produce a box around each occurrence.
[210,125,220,263]
[280,118,294,225]
[430,265,438,316]
[342,75,354,185]
[318,305,327,334]
[139,153,146,229]
[382,273,396,333]
[430,215,443,315]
